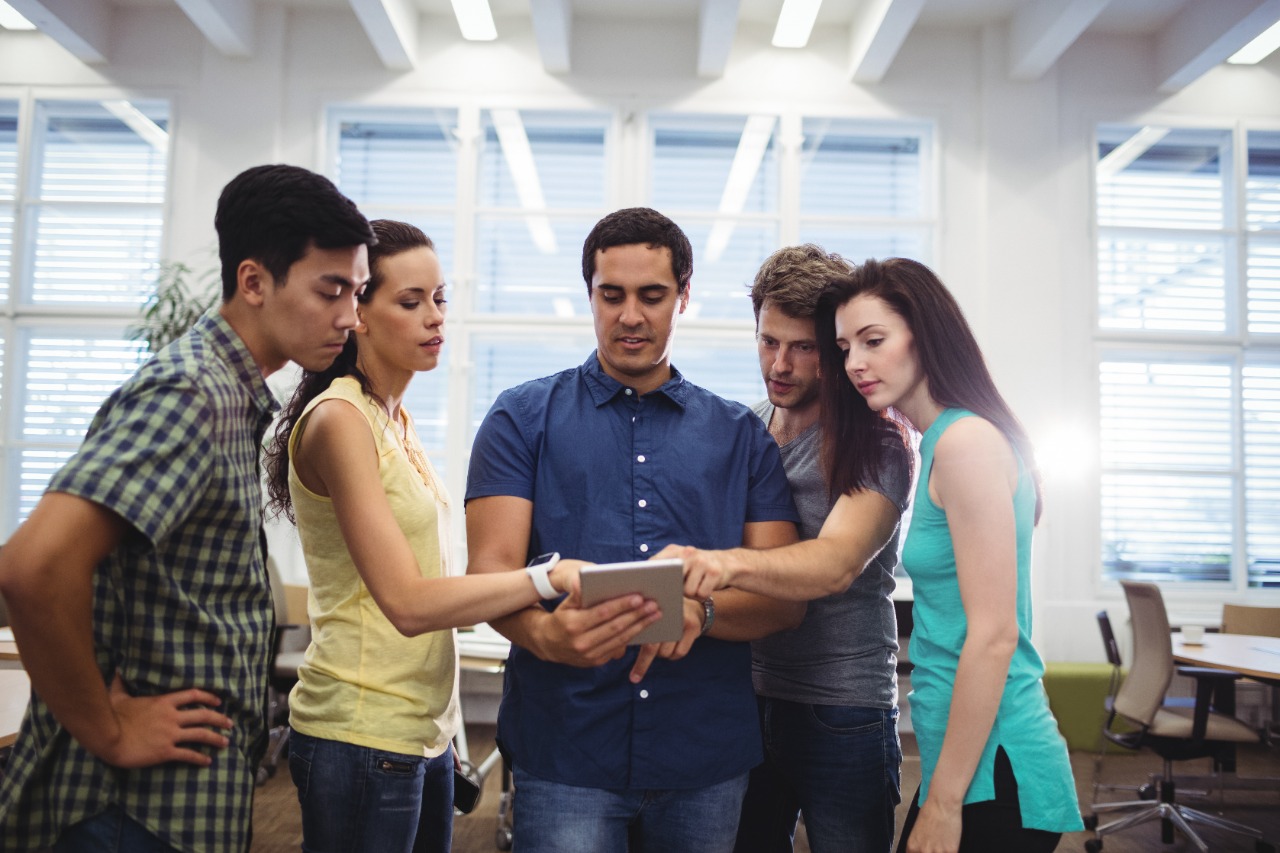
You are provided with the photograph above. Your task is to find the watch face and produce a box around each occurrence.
[527,551,559,568]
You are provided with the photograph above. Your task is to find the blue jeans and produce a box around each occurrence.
[289,730,455,853]
[512,765,750,853]
[53,806,181,853]
[734,698,901,853]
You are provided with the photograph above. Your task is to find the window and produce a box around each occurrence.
[326,105,933,499]
[0,96,168,536]
[1096,123,1280,589]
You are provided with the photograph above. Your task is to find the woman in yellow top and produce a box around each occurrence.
[263,220,647,853]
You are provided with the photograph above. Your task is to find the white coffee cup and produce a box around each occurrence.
[1182,624,1205,644]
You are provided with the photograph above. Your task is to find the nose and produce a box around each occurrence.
[772,347,792,375]
[845,349,865,376]
[426,299,445,328]
[619,295,643,327]
[336,293,359,331]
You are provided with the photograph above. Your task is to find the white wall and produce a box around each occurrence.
[4,6,1279,662]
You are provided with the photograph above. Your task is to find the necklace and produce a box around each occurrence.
[391,409,449,507]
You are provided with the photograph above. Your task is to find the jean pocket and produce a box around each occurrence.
[288,741,313,798]
[808,704,884,735]
[373,754,420,777]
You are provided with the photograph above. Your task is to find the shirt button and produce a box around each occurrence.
[639,689,650,699]
[625,388,633,396]
[639,544,649,553]
[637,455,646,463]
[638,499,647,508]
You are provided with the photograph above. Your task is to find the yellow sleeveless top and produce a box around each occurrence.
[287,376,460,757]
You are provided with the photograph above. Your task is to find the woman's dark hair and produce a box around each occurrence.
[815,257,1044,522]
[264,220,434,522]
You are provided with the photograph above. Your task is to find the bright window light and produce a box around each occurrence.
[0,1,35,30]
[772,0,823,49]
[705,115,776,263]
[1096,126,1170,181]
[450,0,497,41]
[1228,18,1280,64]
[490,109,557,254]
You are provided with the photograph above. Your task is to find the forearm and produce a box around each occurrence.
[926,637,1016,807]
[705,588,805,640]
[718,539,863,601]
[4,563,120,756]
[381,571,545,637]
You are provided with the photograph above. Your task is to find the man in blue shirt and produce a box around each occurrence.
[465,207,803,853]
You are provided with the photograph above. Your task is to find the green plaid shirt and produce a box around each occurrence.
[0,311,278,853]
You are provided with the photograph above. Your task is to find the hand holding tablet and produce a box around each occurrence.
[579,558,685,645]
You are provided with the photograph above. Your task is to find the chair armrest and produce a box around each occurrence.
[1177,666,1243,741]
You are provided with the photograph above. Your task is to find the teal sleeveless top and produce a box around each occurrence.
[902,408,1082,832]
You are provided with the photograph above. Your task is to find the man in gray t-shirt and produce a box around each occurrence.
[737,245,910,853]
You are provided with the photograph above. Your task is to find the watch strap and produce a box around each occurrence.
[525,553,561,599]
[699,596,715,636]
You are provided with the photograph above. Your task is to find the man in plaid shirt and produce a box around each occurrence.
[0,164,374,853]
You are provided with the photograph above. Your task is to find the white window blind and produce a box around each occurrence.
[24,100,168,306]
[1097,123,1280,589]
[0,97,170,535]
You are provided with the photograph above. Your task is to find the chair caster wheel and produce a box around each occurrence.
[1138,782,1156,800]
[495,828,513,850]
[1083,813,1098,831]
[1085,839,1103,852]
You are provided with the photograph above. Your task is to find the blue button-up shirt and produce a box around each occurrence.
[466,352,798,790]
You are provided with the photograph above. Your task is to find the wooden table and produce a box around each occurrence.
[1174,633,1280,687]
[1,669,30,748]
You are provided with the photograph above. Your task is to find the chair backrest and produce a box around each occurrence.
[1222,603,1280,639]
[1097,610,1122,668]
[1114,580,1174,727]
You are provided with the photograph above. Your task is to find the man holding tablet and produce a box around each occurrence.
[465,207,802,853]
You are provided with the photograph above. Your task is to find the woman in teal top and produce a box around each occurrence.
[814,258,1080,853]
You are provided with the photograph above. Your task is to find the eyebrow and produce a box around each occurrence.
[320,273,369,289]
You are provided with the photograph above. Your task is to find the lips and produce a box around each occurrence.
[856,380,878,396]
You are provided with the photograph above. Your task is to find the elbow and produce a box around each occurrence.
[817,558,867,598]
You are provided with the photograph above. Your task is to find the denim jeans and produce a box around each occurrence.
[53,806,182,853]
[289,730,455,853]
[734,698,901,853]
[512,765,749,853]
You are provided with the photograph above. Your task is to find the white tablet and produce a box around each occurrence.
[579,557,685,645]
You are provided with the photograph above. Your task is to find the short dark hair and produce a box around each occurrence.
[214,164,375,301]
[815,257,1042,520]
[750,244,852,322]
[581,207,693,294]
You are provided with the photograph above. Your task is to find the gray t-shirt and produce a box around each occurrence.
[750,400,912,708]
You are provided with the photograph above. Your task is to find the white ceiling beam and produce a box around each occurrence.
[529,0,572,74]
[1156,0,1280,93]
[1008,0,1111,81]
[6,0,109,63]
[348,0,418,70]
[848,0,926,84]
[173,0,254,57]
[697,0,739,77]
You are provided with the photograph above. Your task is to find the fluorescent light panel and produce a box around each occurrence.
[490,109,557,254]
[1228,18,1280,64]
[772,0,823,48]
[451,0,497,41]
[0,1,35,30]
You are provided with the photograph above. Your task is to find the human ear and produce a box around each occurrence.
[237,259,269,307]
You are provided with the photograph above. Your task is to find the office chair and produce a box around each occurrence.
[1223,603,1280,741]
[1093,610,1155,800]
[1084,581,1273,853]
[257,556,309,786]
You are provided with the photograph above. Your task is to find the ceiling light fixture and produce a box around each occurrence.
[772,0,823,48]
[1228,17,1280,64]
[451,0,497,41]
[0,1,35,30]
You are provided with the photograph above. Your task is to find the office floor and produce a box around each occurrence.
[250,727,1280,852]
